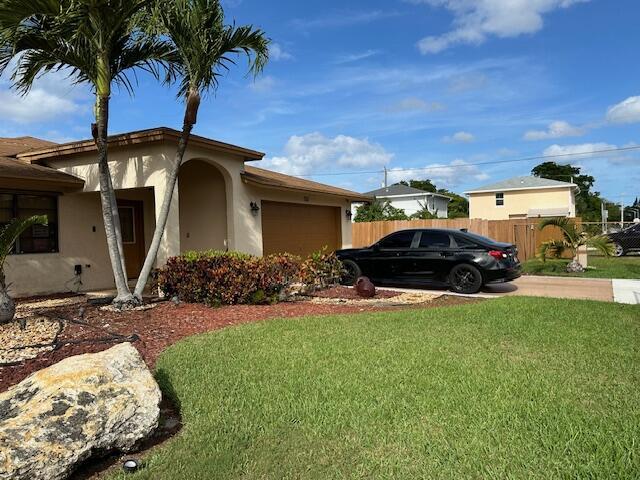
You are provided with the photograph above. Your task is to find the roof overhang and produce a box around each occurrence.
[377,192,452,201]
[0,157,84,192]
[465,184,578,195]
[17,127,265,164]
[241,170,372,202]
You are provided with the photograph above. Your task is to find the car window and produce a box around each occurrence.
[379,231,415,249]
[453,235,480,249]
[419,232,451,248]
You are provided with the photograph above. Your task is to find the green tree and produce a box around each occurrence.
[0,216,47,323]
[399,179,437,193]
[437,189,469,218]
[133,0,269,300]
[354,199,408,222]
[0,0,172,306]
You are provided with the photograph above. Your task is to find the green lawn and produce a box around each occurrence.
[522,255,640,279]
[115,298,640,479]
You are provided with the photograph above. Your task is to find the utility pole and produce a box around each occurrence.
[383,166,388,188]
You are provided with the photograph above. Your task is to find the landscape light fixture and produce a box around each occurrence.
[122,459,141,473]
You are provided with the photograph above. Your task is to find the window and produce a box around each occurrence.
[495,192,504,206]
[0,192,58,254]
[419,232,451,248]
[379,231,415,249]
[453,235,479,249]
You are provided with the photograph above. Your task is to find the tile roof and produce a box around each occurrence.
[242,166,371,202]
[0,156,84,188]
[465,176,577,194]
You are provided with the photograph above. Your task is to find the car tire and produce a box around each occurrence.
[612,242,625,257]
[449,264,483,294]
[341,259,362,286]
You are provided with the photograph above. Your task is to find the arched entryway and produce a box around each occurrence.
[178,160,228,252]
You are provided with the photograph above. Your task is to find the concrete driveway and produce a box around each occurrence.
[385,275,640,304]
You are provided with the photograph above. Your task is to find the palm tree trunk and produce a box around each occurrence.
[0,271,15,324]
[95,95,135,305]
[133,91,200,299]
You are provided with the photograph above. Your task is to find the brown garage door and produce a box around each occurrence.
[262,201,342,256]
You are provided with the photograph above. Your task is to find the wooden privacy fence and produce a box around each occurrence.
[351,219,579,261]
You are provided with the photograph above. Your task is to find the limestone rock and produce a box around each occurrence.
[0,342,161,480]
[566,260,585,273]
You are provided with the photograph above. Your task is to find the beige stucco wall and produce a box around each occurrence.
[469,187,576,220]
[6,140,355,297]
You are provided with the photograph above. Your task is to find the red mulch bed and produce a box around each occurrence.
[309,285,401,300]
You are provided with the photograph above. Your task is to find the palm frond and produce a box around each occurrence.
[538,216,579,244]
[0,215,48,266]
[537,239,566,261]
[586,235,614,257]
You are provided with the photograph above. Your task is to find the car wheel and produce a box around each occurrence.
[613,242,625,257]
[449,264,483,294]
[341,259,362,286]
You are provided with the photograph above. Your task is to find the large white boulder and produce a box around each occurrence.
[0,342,161,480]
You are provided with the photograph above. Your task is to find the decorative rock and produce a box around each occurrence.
[0,343,161,480]
[355,276,376,298]
[566,260,585,273]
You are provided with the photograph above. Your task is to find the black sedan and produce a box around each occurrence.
[336,229,521,294]
[608,222,640,256]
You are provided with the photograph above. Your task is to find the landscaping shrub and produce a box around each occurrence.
[156,249,342,306]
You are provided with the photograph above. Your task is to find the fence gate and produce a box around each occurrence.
[513,223,537,261]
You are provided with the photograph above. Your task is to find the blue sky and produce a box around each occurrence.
[1,0,639,201]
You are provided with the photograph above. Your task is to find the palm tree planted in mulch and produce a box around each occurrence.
[0,216,47,324]
[0,0,173,307]
[537,217,613,272]
[132,0,270,300]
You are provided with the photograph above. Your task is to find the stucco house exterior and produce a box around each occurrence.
[465,176,578,220]
[361,184,451,218]
[1,128,369,297]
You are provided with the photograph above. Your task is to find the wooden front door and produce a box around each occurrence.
[117,200,145,279]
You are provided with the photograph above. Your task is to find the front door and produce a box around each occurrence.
[117,200,145,279]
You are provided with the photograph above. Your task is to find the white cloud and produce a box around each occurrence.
[524,120,586,140]
[269,43,293,61]
[606,96,640,124]
[412,0,590,54]
[333,49,381,64]
[248,75,276,93]
[447,73,488,93]
[387,97,445,113]
[443,131,475,143]
[541,142,638,165]
[387,159,489,188]
[0,69,86,124]
[292,10,399,30]
[263,132,393,176]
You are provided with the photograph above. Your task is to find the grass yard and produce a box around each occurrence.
[114,297,640,479]
[522,255,640,279]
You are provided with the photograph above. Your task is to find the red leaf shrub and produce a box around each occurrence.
[156,250,334,306]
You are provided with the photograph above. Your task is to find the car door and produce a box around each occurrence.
[410,230,455,284]
[371,230,418,282]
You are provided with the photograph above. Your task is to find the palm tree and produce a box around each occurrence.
[0,216,47,323]
[537,217,613,271]
[0,0,172,306]
[132,0,269,299]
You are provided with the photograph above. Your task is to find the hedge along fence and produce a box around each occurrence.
[352,219,581,261]
[155,249,343,306]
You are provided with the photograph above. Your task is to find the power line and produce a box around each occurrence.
[295,145,640,178]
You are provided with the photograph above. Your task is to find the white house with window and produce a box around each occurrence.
[465,176,578,220]
[360,184,451,218]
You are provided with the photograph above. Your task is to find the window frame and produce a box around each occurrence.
[495,192,505,207]
[0,190,60,255]
[377,231,418,250]
[416,231,453,249]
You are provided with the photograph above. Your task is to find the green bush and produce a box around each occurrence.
[156,249,342,306]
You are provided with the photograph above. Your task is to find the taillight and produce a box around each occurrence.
[488,250,507,260]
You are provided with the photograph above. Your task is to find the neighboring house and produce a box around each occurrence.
[465,176,578,220]
[360,184,451,218]
[1,128,369,297]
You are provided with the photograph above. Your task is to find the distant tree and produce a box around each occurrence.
[437,189,469,218]
[398,179,437,193]
[354,199,408,222]
[410,201,439,220]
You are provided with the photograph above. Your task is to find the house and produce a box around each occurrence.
[361,184,451,218]
[465,176,578,220]
[1,128,370,297]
